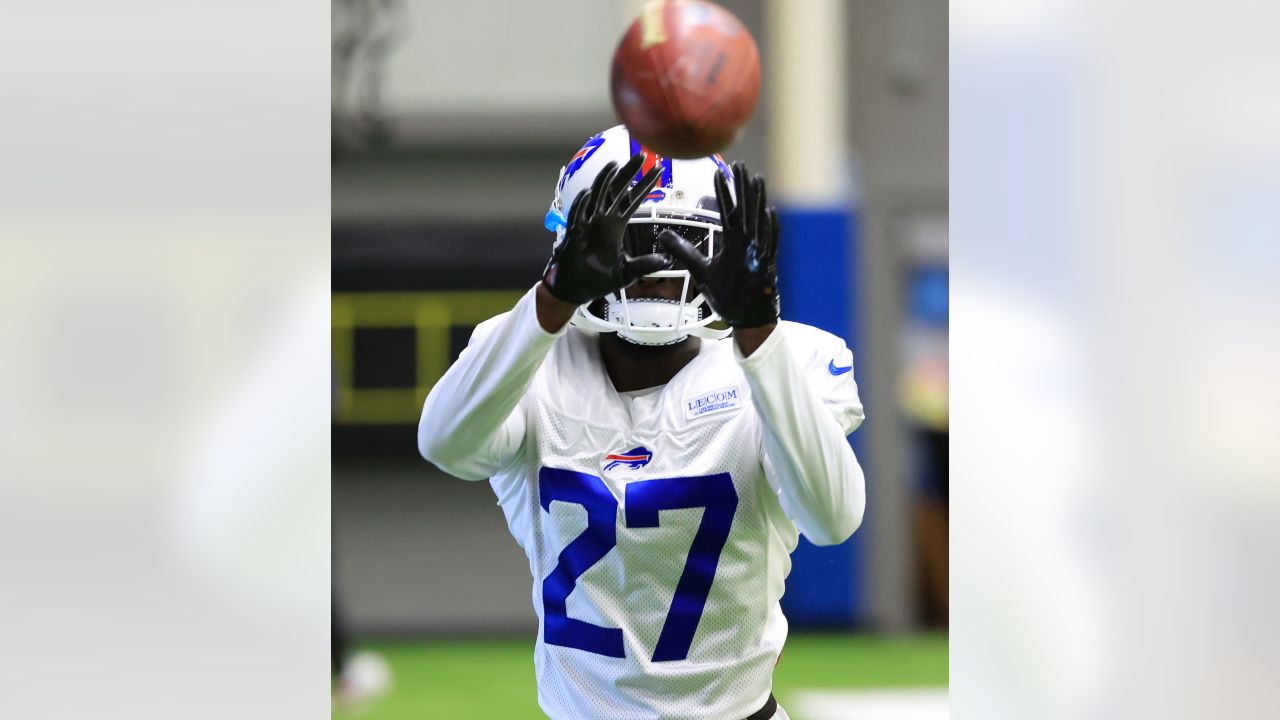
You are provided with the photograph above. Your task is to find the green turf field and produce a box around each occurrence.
[336,632,947,719]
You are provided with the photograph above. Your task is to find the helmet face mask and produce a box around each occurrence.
[548,125,735,347]
[624,216,713,272]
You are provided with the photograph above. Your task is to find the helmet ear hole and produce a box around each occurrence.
[587,298,609,320]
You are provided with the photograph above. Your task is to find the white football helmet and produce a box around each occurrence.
[545,124,735,346]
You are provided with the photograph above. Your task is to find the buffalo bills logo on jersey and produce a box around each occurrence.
[603,446,653,471]
[558,133,606,192]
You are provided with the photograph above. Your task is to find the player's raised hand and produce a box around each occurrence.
[542,154,672,305]
[658,161,780,328]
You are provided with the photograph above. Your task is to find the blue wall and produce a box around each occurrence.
[775,206,867,626]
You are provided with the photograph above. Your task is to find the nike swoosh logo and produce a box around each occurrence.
[828,359,853,376]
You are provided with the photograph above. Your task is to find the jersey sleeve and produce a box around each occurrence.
[417,285,565,481]
[784,323,866,435]
[738,323,866,545]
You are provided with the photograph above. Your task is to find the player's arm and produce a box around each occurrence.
[418,154,669,480]
[659,161,865,545]
[417,286,562,480]
[740,327,866,545]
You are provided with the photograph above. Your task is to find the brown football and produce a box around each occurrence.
[610,0,762,158]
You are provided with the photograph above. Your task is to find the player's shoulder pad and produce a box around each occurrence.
[467,311,512,348]
[779,320,855,374]
[780,321,863,433]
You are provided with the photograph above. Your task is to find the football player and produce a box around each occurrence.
[418,125,865,720]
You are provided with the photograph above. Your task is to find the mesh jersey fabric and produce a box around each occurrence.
[468,315,862,720]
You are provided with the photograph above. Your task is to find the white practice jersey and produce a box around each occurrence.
[419,287,865,720]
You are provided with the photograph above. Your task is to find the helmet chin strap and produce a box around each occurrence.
[605,297,700,346]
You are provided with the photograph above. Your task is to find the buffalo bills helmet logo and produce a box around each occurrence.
[711,153,733,183]
[558,133,606,192]
[603,446,653,471]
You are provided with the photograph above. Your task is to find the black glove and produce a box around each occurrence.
[658,161,780,328]
[542,154,673,305]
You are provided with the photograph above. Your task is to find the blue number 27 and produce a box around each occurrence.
[539,467,738,662]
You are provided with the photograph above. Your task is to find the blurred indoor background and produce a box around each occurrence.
[331,1,947,716]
